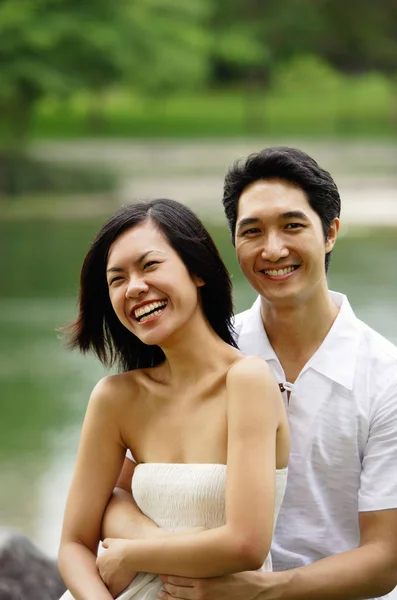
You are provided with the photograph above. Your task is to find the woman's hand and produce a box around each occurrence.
[97,538,137,598]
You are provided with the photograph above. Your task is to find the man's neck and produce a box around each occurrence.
[261,287,339,382]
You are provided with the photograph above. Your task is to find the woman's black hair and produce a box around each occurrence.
[67,199,236,371]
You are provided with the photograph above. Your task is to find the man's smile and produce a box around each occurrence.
[260,265,301,281]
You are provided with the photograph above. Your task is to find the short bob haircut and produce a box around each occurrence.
[223,146,341,272]
[67,199,236,372]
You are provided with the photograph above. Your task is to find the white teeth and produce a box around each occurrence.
[134,301,167,320]
[139,309,163,323]
[264,266,296,276]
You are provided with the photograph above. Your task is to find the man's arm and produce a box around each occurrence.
[101,457,162,541]
[160,507,397,600]
[269,508,397,600]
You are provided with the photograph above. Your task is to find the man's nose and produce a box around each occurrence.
[125,277,149,298]
[261,234,289,262]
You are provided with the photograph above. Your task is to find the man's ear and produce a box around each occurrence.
[325,218,340,253]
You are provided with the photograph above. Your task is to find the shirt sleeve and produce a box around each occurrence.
[359,378,397,512]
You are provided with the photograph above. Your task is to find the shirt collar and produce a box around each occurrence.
[307,291,360,390]
[237,296,279,363]
[237,291,360,390]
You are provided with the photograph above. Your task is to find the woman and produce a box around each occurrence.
[58,199,289,600]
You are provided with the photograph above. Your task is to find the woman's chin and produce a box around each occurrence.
[135,328,169,347]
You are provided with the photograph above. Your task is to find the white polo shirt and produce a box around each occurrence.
[235,291,397,599]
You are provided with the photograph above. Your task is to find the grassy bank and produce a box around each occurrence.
[32,77,396,140]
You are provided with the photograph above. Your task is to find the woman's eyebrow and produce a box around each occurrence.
[136,250,157,263]
[107,250,162,274]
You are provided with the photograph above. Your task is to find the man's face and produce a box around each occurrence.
[235,178,339,306]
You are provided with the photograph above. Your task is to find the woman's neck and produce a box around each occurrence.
[156,309,239,386]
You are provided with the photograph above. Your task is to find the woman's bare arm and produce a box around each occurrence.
[98,356,286,579]
[58,376,130,600]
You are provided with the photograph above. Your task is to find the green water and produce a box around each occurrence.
[1,218,397,556]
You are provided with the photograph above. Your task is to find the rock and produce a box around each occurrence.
[0,529,66,600]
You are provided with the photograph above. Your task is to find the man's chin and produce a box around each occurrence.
[255,283,299,300]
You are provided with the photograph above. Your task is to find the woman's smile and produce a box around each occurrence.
[131,299,169,324]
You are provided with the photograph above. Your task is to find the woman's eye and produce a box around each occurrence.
[109,276,123,286]
[143,261,158,269]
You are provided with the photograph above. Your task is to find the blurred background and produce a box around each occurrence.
[1,0,396,573]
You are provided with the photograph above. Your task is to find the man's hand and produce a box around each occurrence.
[97,538,136,598]
[158,571,267,600]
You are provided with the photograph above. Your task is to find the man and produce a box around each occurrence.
[100,147,397,599]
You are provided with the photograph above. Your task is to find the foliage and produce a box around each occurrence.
[0,0,212,142]
[0,0,125,139]
[208,0,397,87]
[0,0,396,143]
[124,0,212,94]
[270,55,344,95]
[314,0,397,75]
[30,72,394,139]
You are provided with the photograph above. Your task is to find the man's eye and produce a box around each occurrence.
[243,228,260,235]
[285,223,303,230]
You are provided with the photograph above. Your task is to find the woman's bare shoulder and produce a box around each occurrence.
[226,354,273,384]
[88,371,141,411]
[225,355,283,427]
[226,355,282,406]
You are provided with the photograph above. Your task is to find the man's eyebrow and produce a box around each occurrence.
[106,250,157,274]
[236,217,261,231]
[281,211,310,221]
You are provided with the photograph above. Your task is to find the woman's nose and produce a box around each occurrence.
[125,277,149,298]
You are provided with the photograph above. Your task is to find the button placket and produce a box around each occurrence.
[279,381,294,405]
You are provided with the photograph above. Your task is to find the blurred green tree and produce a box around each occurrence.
[125,0,212,94]
[316,0,397,75]
[0,1,123,142]
[317,0,397,127]
[207,0,326,130]
[0,0,212,143]
[0,0,212,193]
[209,0,397,83]
[208,0,396,130]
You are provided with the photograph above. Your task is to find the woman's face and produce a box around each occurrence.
[106,220,204,347]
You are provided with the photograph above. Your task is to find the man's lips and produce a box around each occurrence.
[259,265,300,279]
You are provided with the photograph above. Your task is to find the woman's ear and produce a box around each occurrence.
[194,275,206,287]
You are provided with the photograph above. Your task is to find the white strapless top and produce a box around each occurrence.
[132,463,288,572]
[60,463,288,600]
